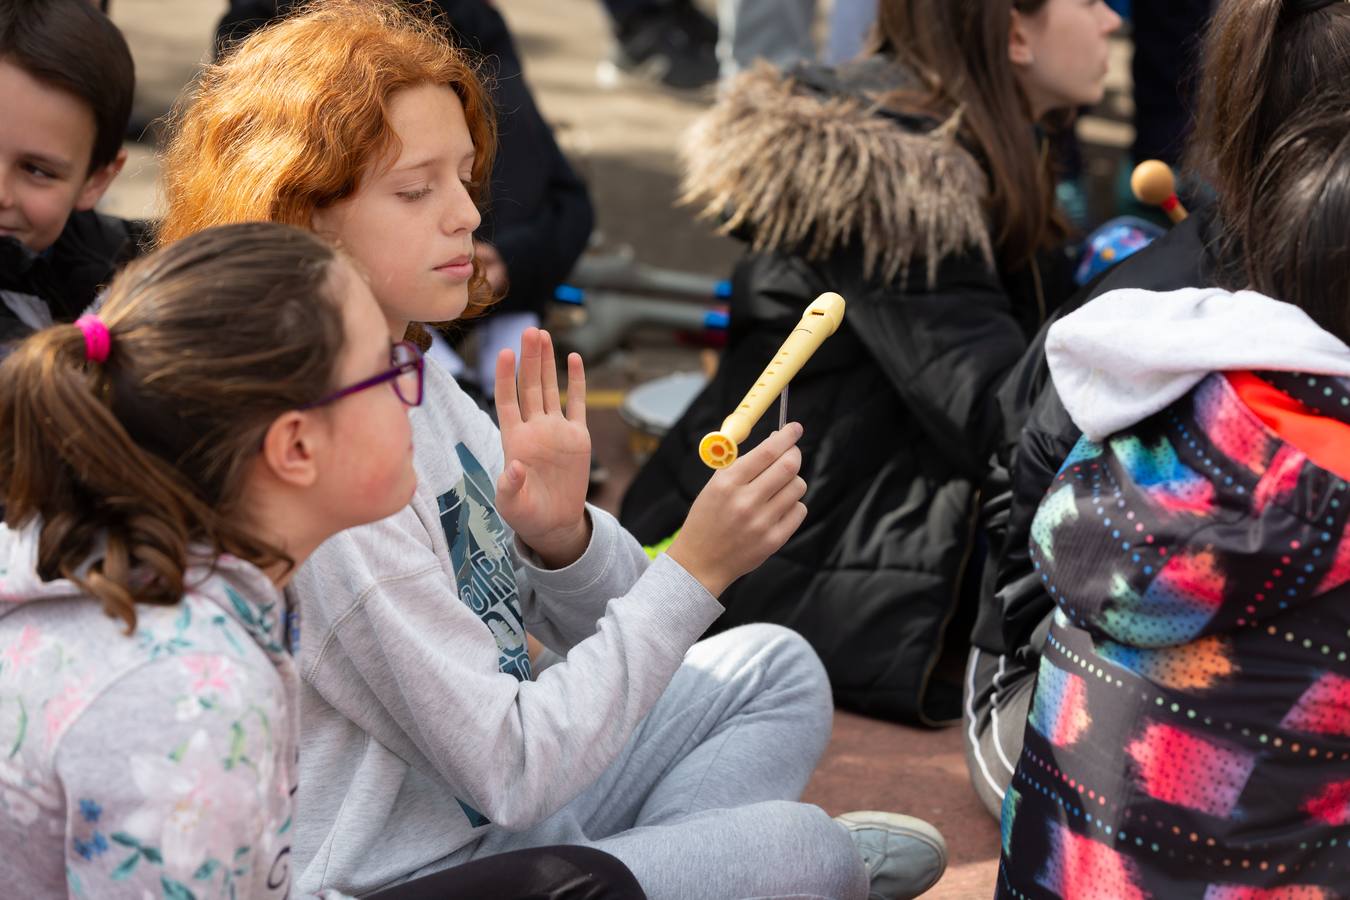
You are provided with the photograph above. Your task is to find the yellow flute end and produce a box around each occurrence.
[805,292,846,335]
[699,431,738,469]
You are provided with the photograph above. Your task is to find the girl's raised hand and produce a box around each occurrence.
[494,328,593,568]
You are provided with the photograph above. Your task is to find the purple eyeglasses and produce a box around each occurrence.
[302,340,425,410]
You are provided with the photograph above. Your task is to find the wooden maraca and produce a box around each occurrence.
[1131,160,1189,224]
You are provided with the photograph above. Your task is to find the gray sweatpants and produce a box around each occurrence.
[460,624,868,900]
[961,646,1037,820]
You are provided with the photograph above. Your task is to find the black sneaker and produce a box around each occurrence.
[611,2,718,90]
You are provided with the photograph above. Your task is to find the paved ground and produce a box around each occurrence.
[103,2,1138,896]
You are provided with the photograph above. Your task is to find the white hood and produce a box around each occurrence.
[1045,287,1350,441]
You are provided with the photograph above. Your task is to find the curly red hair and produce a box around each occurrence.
[158,0,498,318]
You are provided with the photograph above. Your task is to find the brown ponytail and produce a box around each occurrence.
[1187,0,1350,227]
[0,222,346,631]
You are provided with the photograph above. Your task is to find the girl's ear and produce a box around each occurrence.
[1009,9,1036,67]
[259,411,321,489]
[74,148,127,212]
[310,203,345,244]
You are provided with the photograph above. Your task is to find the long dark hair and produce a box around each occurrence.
[0,223,346,630]
[1187,0,1350,228]
[868,0,1061,271]
[1240,92,1350,343]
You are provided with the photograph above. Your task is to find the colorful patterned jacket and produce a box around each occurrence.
[999,288,1350,899]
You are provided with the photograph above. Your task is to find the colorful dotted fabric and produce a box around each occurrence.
[1029,665,1092,749]
[1096,634,1236,691]
[1283,673,1350,738]
[998,373,1350,898]
[1126,722,1255,818]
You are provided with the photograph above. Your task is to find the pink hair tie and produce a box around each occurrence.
[75,315,111,364]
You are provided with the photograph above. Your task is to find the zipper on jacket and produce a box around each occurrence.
[916,486,982,728]
[1031,256,1046,325]
[1032,134,1049,326]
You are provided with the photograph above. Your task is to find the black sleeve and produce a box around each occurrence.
[487,136,595,317]
[968,209,1220,657]
[214,0,283,57]
[843,256,1029,479]
[466,1,595,317]
[0,310,33,348]
[988,381,1081,659]
[367,845,645,900]
[970,300,1067,655]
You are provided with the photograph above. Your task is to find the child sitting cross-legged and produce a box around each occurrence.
[158,2,947,897]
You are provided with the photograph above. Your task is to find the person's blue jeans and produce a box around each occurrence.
[825,0,877,66]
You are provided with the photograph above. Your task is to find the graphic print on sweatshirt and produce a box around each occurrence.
[437,443,532,683]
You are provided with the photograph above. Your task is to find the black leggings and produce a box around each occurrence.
[366,846,646,900]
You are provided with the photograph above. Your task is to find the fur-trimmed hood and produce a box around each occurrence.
[680,58,993,285]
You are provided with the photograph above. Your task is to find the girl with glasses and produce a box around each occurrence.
[0,222,420,898]
[0,221,648,900]
[155,2,921,899]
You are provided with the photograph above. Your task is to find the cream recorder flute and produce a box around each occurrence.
[698,292,846,469]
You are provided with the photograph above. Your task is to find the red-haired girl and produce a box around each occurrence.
[160,2,943,898]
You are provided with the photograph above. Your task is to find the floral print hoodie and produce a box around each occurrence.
[0,521,336,899]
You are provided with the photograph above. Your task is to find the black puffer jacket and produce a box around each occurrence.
[621,60,1073,724]
[0,210,146,347]
[971,202,1226,669]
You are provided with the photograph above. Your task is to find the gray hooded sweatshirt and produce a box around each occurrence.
[290,361,723,897]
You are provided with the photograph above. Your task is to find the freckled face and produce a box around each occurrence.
[311,83,482,335]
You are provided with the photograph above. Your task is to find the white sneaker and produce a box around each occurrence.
[835,811,947,900]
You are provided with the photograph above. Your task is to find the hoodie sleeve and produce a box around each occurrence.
[55,654,294,900]
[515,504,657,653]
[444,381,659,653]
[302,522,723,830]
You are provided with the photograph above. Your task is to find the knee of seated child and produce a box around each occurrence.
[722,623,831,708]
